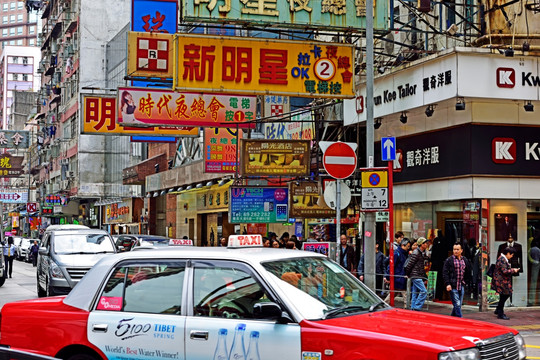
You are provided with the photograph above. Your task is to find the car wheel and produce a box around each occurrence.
[37,274,46,297]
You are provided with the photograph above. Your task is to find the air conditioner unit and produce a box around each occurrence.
[68,171,75,178]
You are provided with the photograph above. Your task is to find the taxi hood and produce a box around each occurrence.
[305,308,517,351]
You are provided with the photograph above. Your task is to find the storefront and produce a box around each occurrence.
[344,47,540,308]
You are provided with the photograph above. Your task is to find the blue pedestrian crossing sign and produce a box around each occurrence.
[381,137,396,161]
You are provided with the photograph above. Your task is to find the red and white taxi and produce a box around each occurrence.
[0,235,526,360]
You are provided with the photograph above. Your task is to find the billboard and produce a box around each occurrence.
[204,127,238,173]
[182,0,388,31]
[241,139,310,176]
[81,95,198,136]
[127,31,175,79]
[117,87,256,128]
[264,110,314,143]
[229,187,289,223]
[0,130,30,149]
[289,182,334,218]
[132,0,178,33]
[0,154,25,177]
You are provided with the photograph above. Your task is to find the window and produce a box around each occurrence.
[2,4,7,11]
[9,28,14,36]
[2,16,7,24]
[16,39,21,45]
[10,15,15,23]
[9,39,14,45]
[22,56,27,64]
[10,2,15,10]
[12,73,18,80]
[17,2,23,9]
[2,29,7,37]
[17,26,22,35]
[29,26,35,34]
[22,74,28,81]
[17,14,22,23]
[98,261,186,314]
[29,38,34,46]
[193,263,271,319]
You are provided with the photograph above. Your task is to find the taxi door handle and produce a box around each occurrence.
[92,324,108,333]
[190,330,209,340]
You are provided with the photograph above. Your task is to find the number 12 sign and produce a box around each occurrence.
[361,188,389,210]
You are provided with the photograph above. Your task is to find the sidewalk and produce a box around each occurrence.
[415,300,540,333]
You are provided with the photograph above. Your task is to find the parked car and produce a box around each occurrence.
[22,239,41,262]
[115,234,170,251]
[36,224,116,297]
[17,238,39,262]
[11,236,23,259]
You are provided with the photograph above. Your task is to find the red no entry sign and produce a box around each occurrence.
[322,142,358,179]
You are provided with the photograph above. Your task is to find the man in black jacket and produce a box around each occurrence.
[405,237,429,310]
[442,243,472,317]
[339,234,356,274]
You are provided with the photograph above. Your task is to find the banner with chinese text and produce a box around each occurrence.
[290,182,334,218]
[229,187,289,223]
[264,110,314,144]
[117,87,256,128]
[82,95,198,136]
[204,128,238,173]
[0,130,30,149]
[173,34,354,98]
[241,139,310,176]
[182,0,388,31]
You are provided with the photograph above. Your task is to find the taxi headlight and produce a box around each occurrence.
[50,261,65,279]
[515,333,526,360]
[438,348,480,360]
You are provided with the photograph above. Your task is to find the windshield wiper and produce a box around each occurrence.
[323,305,367,319]
[368,300,387,312]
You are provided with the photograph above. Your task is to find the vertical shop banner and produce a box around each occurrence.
[182,0,388,31]
[241,140,310,176]
[204,128,238,173]
[290,182,334,218]
[229,187,289,223]
[264,110,314,144]
[172,34,355,98]
[82,95,198,136]
[132,0,178,33]
[118,88,256,128]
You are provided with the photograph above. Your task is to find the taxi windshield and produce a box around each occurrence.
[262,257,386,320]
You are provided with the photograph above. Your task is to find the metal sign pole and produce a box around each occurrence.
[335,179,341,263]
[388,161,395,306]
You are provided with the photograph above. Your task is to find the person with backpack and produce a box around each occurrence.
[405,237,429,311]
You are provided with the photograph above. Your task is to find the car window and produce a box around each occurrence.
[53,233,115,254]
[193,264,271,320]
[97,261,186,315]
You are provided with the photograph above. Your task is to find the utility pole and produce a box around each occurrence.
[363,0,376,292]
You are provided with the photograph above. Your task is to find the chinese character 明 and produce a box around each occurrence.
[156,94,173,118]
[289,0,312,12]
[138,93,155,117]
[240,0,279,15]
[222,47,252,83]
[183,44,216,81]
[141,11,168,33]
[259,49,288,85]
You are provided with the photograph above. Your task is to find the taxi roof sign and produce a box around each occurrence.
[228,234,263,248]
[169,238,194,246]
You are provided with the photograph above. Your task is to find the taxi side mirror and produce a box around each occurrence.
[253,302,293,324]
[38,248,48,255]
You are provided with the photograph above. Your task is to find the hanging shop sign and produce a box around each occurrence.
[0,130,30,149]
[241,139,310,176]
[263,96,290,120]
[127,31,175,79]
[105,201,132,224]
[0,191,27,204]
[197,184,230,211]
[182,0,388,31]
[132,0,178,33]
[44,195,69,206]
[172,34,355,98]
[289,182,334,218]
[264,110,314,144]
[117,87,256,128]
[375,124,540,183]
[204,128,238,173]
[81,95,198,137]
[0,154,25,177]
[229,187,288,223]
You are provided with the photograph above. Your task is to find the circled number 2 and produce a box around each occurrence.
[314,58,336,81]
